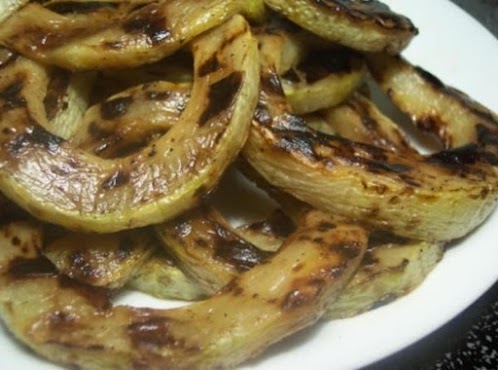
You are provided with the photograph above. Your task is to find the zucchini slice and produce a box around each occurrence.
[0,15,259,233]
[0,0,265,70]
[0,211,366,369]
[243,33,498,241]
[263,0,417,54]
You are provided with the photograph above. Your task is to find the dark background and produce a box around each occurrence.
[363,1,497,369]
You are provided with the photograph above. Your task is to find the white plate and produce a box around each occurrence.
[1,0,498,369]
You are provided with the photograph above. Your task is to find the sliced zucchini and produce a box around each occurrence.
[243,32,498,242]
[263,0,417,54]
[43,229,155,289]
[0,0,265,70]
[0,211,367,369]
[0,15,259,232]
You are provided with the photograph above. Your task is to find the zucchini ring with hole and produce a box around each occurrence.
[263,0,417,54]
[0,15,259,233]
[0,211,367,369]
[243,32,498,242]
[0,0,265,70]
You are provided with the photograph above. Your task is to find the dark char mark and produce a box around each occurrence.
[8,125,64,156]
[101,170,130,190]
[0,80,27,110]
[44,70,71,121]
[198,53,222,77]
[128,317,199,352]
[213,224,272,271]
[477,124,498,147]
[8,256,58,279]
[58,275,112,310]
[428,144,498,167]
[199,71,243,126]
[368,230,410,248]
[298,49,360,83]
[311,0,417,31]
[123,5,171,45]
[100,96,133,120]
[261,72,285,96]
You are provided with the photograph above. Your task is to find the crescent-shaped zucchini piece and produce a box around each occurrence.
[43,229,155,289]
[155,206,274,294]
[263,0,417,54]
[367,54,498,152]
[243,35,498,241]
[0,0,265,70]
[72,81,190,158]
[0,212,367,369]
[322,92,413,151]
[282,48,366,114]
[0,15,260,233]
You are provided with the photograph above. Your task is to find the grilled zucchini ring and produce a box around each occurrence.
[0,0,265,70]
[0,16,260,233]
[263,0,417,54]
[367,54,498,153]
[0,211,367,369]
[243,32,498,241]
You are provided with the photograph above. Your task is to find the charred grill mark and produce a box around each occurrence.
[198,53,222,77]
[330,240,363,259]
[254,102,273,125]
[247,210,295,238]
[128,317,199,352]
[281,278,326,310]
[476,124,498,147]
[199,72,243,126]
[123,5,171,45]
[310,0,417,31]
[44,70,71,121]
[282,289,312,310]
[8,124,64,156]
[368,230,410,248]
[88,121,111,139]
[58,275,111,310]
[8,256,58,279]
[427,144,490,168]
[67,251,98,279]
[100,96,133,120]
[117,236,134,260]
[101,170,130,190]
[261,73,285,96]
[364,160,410,175]
[273,130,319,160]
[0,79,27,110]
[298,49,361,83]
[213,224,272,271]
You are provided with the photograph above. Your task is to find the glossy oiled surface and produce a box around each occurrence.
[0,1,497,369]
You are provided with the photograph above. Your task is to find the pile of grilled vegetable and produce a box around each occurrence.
[0,0,496,369]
